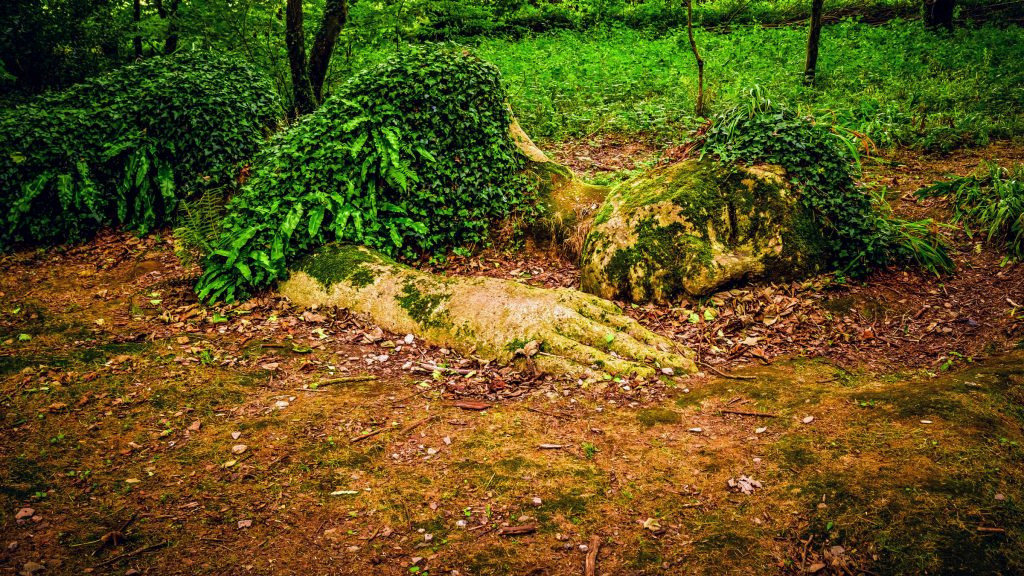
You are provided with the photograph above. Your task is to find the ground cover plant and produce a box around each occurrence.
[195,46,536,303]
[916,162,1024,262]
[0,53,280,248]
[475,21,1024,150]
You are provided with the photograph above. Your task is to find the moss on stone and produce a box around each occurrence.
[580,159,830,302]
[295,244,392,290]
[396,278,452,330]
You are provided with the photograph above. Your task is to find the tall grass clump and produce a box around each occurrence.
[917,163,1024,262]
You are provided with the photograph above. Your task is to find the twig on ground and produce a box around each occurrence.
[585,534,602,576]
[700,362,756,380]
[720,409,777,418]
[95,540,168,568]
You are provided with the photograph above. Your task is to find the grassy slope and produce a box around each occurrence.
[473,21,1024,150]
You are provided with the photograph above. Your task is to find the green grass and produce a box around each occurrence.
[470,21,1024,150]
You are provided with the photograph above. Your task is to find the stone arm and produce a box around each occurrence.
[279,244,695,378]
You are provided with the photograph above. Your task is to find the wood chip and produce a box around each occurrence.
[498,523,537,536]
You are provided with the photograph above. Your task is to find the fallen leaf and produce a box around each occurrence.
[231,444,248,455]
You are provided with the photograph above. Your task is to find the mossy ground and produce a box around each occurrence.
[1,234,1021,575]
[2,146,1023,575]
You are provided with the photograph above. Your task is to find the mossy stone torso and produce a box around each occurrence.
[579,159,828,303]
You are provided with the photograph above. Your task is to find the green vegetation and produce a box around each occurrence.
[477,22,1024,149]
[196,46,537,302]
[705,88,952,276]
[917,162,1024,261]
[0,53,280,247]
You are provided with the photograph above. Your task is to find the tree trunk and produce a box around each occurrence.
[804,0,825,85]
[308,0,348,103]
[163,0,181,54]
[133,0,143,58]
[923,0,955,29]
[285,0,315,114]
[685,0,705,117]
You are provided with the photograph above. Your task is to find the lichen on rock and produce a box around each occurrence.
[579,159,829,303]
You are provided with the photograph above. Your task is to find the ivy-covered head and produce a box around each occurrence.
[197,45,535,303]
[704,88,950,277]
[0,53,281,247]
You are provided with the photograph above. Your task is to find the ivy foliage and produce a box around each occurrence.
[196,45,535,303]
[0,53,280,248]
[704,88,952,277]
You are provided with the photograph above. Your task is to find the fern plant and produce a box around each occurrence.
[196,45,538,303]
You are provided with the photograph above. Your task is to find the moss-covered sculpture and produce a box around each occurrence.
[280,245,695,378]
[579,160,829,302]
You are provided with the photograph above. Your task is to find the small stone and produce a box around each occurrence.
[345,545,360,552]
[274,400,289,409]
[231,444,248,455]
[531,497,542,506]
[579,544,589,552]
[802,416,814,424]
[755,427,767,434]
[688,427,703,433]
[231,431,242,440]
[660,367,674,376]
[237,519,252,529]
[424,533,433,542]
[995,493,1006,501]
[404,334,415,345]
[426,447,438,455]
[443,436,452,445]
[22,561,44,574]
[456,520,467,528]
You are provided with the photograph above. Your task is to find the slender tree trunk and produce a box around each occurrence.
[163,0,181,54]
[307,0,348,103]
[685,0,705,117]
[133,0,143,58]
[285,0,315,114]
[923,0,955,29]
[804,0,824,85]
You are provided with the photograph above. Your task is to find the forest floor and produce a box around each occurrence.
[1,143,1023,576]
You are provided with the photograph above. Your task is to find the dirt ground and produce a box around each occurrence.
[1,144,1023,575]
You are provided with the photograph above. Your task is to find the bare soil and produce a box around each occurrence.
[1,144,1022,576]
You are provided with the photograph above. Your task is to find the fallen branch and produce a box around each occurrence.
[701,362,756,381]
[720,409,777,418]
[585,535,601,576]
[95,540,168,568]
[316,375,378,388]
[350,427,388,444]
[399,415,434,436]
[498,523,538,536]
[450,400,491,411]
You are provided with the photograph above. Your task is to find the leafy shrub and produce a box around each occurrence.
[196,45,536,303]
[917,162,1024,261]
[704,88,952,277]
[0,53,281,248]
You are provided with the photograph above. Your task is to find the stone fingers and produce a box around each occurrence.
[543,332,656,378]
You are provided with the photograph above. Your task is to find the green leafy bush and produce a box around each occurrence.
[704,88,952,277]
[917,162,1024,261]
[0,53,281,248]
[196,45,536,303]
